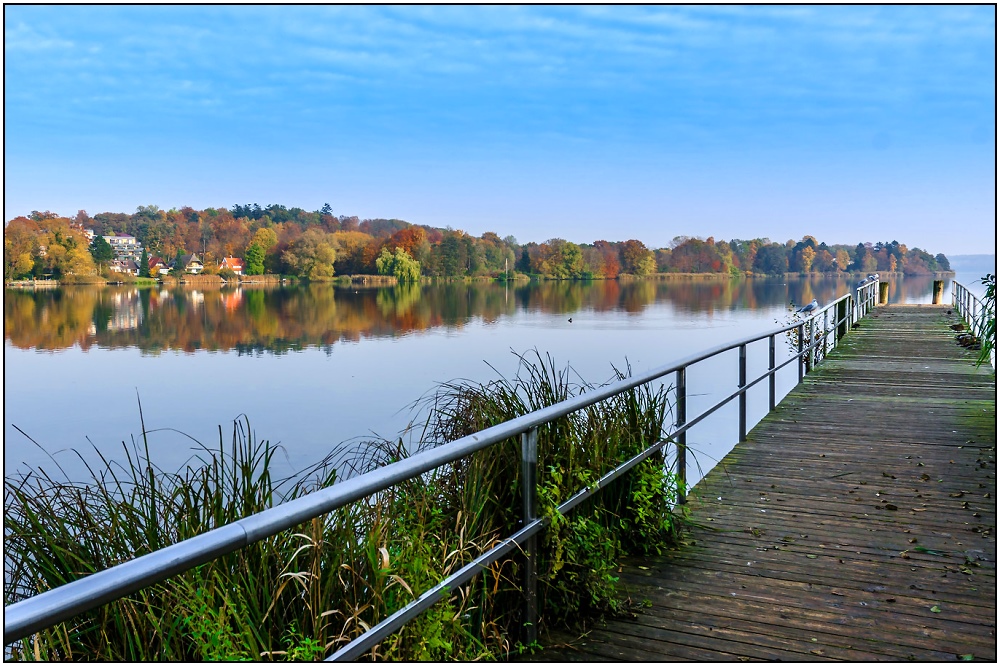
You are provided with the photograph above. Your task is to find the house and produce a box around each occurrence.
[148,256,168,275]
[219,257,244,276]
[108,259,140,276]
[105,234,144,262]
[173,253,204,275]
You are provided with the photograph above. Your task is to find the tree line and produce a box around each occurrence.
[4,204,950,282]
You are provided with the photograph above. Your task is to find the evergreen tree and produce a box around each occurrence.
[89,236,114,271]
[139,248,150,278]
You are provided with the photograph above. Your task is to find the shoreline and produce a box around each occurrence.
[4,270,958,289]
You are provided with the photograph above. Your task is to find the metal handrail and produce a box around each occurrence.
[953,280,995,367]
[953,280,988,340]
[3,281,880,655]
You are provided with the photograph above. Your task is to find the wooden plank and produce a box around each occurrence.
[533,305,997,662]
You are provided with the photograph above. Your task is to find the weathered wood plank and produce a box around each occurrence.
[534,305,996,662]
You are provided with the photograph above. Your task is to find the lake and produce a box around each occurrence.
[3,268,991,487]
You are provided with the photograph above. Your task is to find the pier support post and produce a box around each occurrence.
[521,428,538,646]
[879,282,889,305]
[932,280,944,304]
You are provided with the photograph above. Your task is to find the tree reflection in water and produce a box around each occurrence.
[5,275,946,355]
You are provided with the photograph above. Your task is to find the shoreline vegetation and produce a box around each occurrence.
[5,205,955,285]
[3,269,957,289]
[5,352,685,661]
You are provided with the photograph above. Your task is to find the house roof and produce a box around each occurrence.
[221,257,244,269]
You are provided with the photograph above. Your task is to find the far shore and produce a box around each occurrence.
[4,270,958,289]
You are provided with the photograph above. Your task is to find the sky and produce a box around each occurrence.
[4,5,996,256]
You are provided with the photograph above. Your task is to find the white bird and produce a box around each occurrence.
[795,299,820,313]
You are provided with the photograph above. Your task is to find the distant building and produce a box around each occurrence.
[104,234,144,263]
[174,253,204,275]
[107,259,140,276]
[148,256,168,275]
[219,257,244,276]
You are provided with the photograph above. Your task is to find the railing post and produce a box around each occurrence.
[521,427,538,645]
[738,343,747,441]
[797,322,805,382]
[823,309,829,357]
[768,334,776,412]
[675,368,687,505]
[837,299,847,341]
[804,319,813,373]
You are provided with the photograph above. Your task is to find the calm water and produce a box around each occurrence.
[3,270,989,486]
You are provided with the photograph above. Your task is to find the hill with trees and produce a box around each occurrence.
[4,204,951,282]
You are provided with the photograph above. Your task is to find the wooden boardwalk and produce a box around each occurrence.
[539,305,996,661]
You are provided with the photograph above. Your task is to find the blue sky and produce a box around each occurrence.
[4,5,995,255]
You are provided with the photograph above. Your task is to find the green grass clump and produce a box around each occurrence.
[5,351,684,660]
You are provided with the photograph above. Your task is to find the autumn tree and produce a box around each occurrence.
[619,239,656,276]
[332,230,375,275]
[281,228,338,279]
[244,243,265,275]
[753,244,789,275]
[4,219,40,281]
[376,247,421,282]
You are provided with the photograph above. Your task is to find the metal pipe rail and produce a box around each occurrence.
[953,280,990,341]
[4,282,879,655]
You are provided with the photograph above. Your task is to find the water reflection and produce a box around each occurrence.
[5,276,950,354]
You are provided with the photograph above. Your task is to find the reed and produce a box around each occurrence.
[5,352,683,660]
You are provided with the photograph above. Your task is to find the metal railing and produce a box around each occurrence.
[4,280,881,658]
[953,280,995,367]
[953,281,989,340]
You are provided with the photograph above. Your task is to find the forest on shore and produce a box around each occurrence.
[4,203,951,283]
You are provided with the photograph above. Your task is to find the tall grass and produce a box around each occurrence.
[5,351,683,660]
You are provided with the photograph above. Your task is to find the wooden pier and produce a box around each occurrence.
[539,305,996,661]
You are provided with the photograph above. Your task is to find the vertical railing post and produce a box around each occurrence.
[675,368,687,505]
[804,318,813,373]
[837,299,847,342]
[738,343,747,441]
[797,322,805,382]
[823,309,829,358]
[520,427,538,645]
[768,334,776,412]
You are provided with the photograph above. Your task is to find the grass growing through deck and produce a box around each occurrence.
[4,352,684,661]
